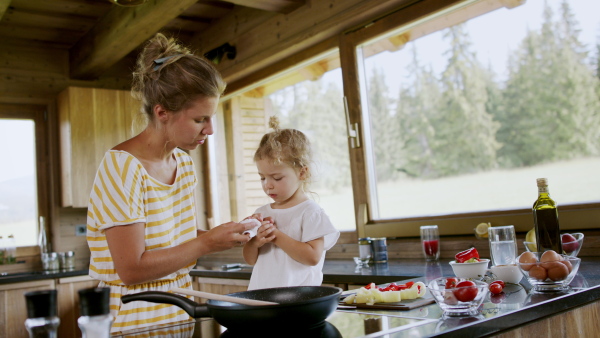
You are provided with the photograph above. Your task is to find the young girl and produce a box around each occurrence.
[243,116,340,290]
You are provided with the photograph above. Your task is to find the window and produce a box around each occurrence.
[343,0,600,235]
[0,119,39,246]
[218,51,356,231]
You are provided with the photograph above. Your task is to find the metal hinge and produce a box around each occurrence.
[343,96,361,149]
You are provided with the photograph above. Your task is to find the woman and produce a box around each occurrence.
[85,33,271,333]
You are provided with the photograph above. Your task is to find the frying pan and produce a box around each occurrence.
[121,286,342,331]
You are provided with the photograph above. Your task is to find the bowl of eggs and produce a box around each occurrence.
[517,250,581,291]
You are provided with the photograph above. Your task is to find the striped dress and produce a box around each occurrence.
[86,149,198,335]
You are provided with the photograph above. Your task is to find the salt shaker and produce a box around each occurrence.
[24,290,60,338]
[78,287,113,338]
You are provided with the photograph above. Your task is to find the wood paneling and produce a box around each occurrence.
[56,276,99,338]
[58,87,140,207]
[0,280,56,338]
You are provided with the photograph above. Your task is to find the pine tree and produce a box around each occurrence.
[433,24,500,176]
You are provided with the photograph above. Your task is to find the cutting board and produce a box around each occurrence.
[339,295,435,310]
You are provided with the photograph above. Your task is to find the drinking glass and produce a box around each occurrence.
[488,225,517,266]
[420,225,440,261]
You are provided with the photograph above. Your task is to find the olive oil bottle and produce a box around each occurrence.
[533,178,562,254]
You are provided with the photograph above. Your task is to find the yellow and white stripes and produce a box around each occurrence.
[86,149,199,333]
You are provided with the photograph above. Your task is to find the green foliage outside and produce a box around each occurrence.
[268,1,600,192]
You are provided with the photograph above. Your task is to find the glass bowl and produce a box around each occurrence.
[428,277,488,316]
[449,259,489,279]
[523,233,584,257]
[517,252,581,291]
[561,233,584,257]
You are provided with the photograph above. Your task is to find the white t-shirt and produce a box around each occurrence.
[248,200,340,290]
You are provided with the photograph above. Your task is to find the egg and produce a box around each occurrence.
[519,252,537,271]
[559,259,573,273]
[540,250,561,262]
[545,261,569,281]
[528,265,548,281]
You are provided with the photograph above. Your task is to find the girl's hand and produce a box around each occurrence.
[249,221,276,248]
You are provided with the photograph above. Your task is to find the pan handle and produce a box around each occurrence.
[121,291,211,318]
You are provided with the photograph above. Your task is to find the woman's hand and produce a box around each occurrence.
[199,221,255,252]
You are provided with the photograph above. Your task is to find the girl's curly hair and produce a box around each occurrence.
[254,116,313,191]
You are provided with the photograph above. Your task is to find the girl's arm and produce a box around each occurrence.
[106,221,254,285]
[243,221,276,265]
[272,229,324,266]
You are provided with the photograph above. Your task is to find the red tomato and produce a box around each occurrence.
[489,283,503,295]
[491,280,505,288]
[453,281,478,302]
[445,278,458,289]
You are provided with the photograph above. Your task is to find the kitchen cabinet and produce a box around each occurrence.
[56,275,99,338]
[0,279,56,338]
[58,86,139,207]
[193,277,249,300]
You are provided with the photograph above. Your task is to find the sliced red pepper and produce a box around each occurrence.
[455,247,480,263]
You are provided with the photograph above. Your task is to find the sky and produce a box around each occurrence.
[1,0,598,184]
[361,0,600,94]
[0,120,35,184]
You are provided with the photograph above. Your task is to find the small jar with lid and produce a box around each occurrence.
[358,238,372,264]
[370,237,388,263]
[41,252,59,271]
[58,251,76,270]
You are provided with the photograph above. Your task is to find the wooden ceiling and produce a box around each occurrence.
[0,0,305,80]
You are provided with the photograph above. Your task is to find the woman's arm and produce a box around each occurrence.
[106,221,254,285]
[272,229,324,266]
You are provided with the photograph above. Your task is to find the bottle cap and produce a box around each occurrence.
[536,178,548,186]
[25,290,57,318]
[78,287,110,316]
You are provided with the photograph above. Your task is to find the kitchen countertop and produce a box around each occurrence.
[3,258,600,337]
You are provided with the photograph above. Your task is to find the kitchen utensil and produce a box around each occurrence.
[516,252,580,292]
[420,225,440,261]
[488,264,522,284]
[488,225,517,266]
[121,286,342,332]
[339,296,434,310]
[171,287,278,306]
[449,259,489,279]
[428,277,489,316]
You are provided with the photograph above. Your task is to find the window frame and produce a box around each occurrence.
[0,103,49,247]
[339,0,600,238]
[222,0,600,237]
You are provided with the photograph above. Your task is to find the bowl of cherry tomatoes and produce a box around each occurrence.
[428,277,489,316]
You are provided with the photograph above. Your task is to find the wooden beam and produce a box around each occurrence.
[69,0,198,79]
[0,0,11,21]
[218,0,305,14]
[191,0,423,85]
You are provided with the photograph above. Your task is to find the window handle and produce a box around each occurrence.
[343,96,361,148]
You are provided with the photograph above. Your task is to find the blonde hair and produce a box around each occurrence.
[131,33,226,124]
[254,116,313,191]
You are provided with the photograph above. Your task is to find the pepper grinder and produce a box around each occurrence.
[78,287,113,338]
[24,290,60,338]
